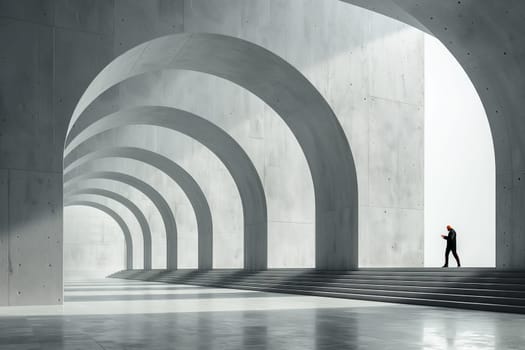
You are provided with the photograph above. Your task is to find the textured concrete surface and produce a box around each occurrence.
[174,1,424,267]
[0,0,116,305]
[0,170,7,306]
[63,203,130,271]
[7,170,63,306]
[0,0,185,305]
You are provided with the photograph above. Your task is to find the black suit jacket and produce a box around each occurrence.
[445,229,457,248]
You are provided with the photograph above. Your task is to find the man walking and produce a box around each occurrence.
[441,225,461,267]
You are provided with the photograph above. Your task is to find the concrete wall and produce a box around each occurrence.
[0,0,113,305]
[181,0,425,267]
[63,206,125,280]
[0,0,184,305]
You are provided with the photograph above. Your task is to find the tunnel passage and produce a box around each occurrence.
[64,200,133,270]
[64,188,152,269]
[64,170,178,269]
[65,106,267,270]
[65,33,359,269]
[65,146,213,270]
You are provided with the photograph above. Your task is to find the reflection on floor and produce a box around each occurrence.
[0,279,524,349]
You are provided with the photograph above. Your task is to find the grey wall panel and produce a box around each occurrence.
[0,170,8,306]
[64,188,151,269]
[54,0,114,34]
[0,0,54,25]
[0,19,55,172]
[64,200,133,270]
[0,0,191,305]
[114,0,184,55]
[8,170,62,306]
[65,146,213,270]
[53,26,114,169]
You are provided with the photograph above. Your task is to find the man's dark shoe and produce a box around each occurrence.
[442,265,448,268]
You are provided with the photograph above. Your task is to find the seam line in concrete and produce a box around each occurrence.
[0,168,62,175]
[0,15,111,36]
[368,94,423,108]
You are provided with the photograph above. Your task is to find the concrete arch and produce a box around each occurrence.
[64,200,133,269]
[64,106,266,270]
[65,33,358,269]
[63,146,213,270]
[64,187,152,269]
[338,1,523,268]
[63,169,178,269]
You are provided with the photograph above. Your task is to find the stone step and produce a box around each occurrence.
[108,269,525,313]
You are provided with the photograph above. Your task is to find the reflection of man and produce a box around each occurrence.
[441,225,461,268]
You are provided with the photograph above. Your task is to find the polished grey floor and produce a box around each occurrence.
[0,279,524,349]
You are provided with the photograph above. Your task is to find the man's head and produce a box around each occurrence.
[446,225,452,231]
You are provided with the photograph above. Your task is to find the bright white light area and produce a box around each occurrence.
[64,206,127,280]
[424,35,495,267]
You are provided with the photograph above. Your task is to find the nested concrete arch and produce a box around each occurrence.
[339,1,524,268]
[64,146,213,270]
[64,187,152,269]
[63,169,178,269]
[65,32,358,269]
[64,106,266,270]
[64,200,133,269]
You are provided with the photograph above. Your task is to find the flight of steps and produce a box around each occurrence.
[108,268,525,314]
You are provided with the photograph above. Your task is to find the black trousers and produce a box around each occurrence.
[444,246,461,267]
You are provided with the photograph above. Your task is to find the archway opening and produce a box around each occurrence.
[63,205,127,280]
[424,34,495,267]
